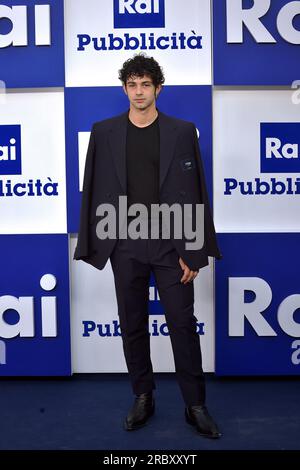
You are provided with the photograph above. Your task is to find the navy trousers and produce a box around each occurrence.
[109,217,206,406]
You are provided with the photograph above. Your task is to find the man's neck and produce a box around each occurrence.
[128,106,158,128]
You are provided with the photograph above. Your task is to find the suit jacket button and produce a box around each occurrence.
[106,192,111,199]
[179,190,186,197]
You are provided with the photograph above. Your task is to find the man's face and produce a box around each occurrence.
[123,74,161,111]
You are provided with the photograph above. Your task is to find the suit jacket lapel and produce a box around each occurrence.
[158,110,178,190]
[108,109,178,194]
[108,111,128,193]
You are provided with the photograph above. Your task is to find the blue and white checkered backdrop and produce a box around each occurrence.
[0,0,300,376]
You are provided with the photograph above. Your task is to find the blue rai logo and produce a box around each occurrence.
[0,125,21,175]
[114,0,165,29]
[260,123,300,173]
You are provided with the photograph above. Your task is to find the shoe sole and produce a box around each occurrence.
[124,402,155,431]
[185,409,222,439]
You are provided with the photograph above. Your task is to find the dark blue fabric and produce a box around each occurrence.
[0,374,299,450]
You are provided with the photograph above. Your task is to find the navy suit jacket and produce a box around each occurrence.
[73,109,222,270]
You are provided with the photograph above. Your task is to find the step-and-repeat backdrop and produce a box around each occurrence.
[0,0,299,376]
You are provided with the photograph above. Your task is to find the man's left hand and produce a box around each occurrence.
[179,257,198,284]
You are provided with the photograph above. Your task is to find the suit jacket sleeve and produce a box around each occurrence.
[73,124,96,260]
[191,124,222,262]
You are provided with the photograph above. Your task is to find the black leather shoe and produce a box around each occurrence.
[124,392,155,431]
[185,405,221,439]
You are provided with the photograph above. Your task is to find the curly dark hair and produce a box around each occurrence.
[118,53,165,88]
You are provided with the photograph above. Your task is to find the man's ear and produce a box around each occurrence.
[123,84,127,95]
[155,85,162,98]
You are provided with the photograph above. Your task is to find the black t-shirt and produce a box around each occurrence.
[126,115,160,216]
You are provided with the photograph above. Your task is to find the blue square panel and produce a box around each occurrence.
[66,85,213,233]
[0,0,65,87]
[0,234,71,376]
[213,0,300,85]
[216,233,300,375]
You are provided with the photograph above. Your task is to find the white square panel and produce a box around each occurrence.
[64,0,212,86]
[213,89,300,232]
[0,89,67,234]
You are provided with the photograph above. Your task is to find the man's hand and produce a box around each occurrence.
[179,257,198,284]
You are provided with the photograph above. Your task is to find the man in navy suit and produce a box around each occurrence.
[74,54,222,438]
